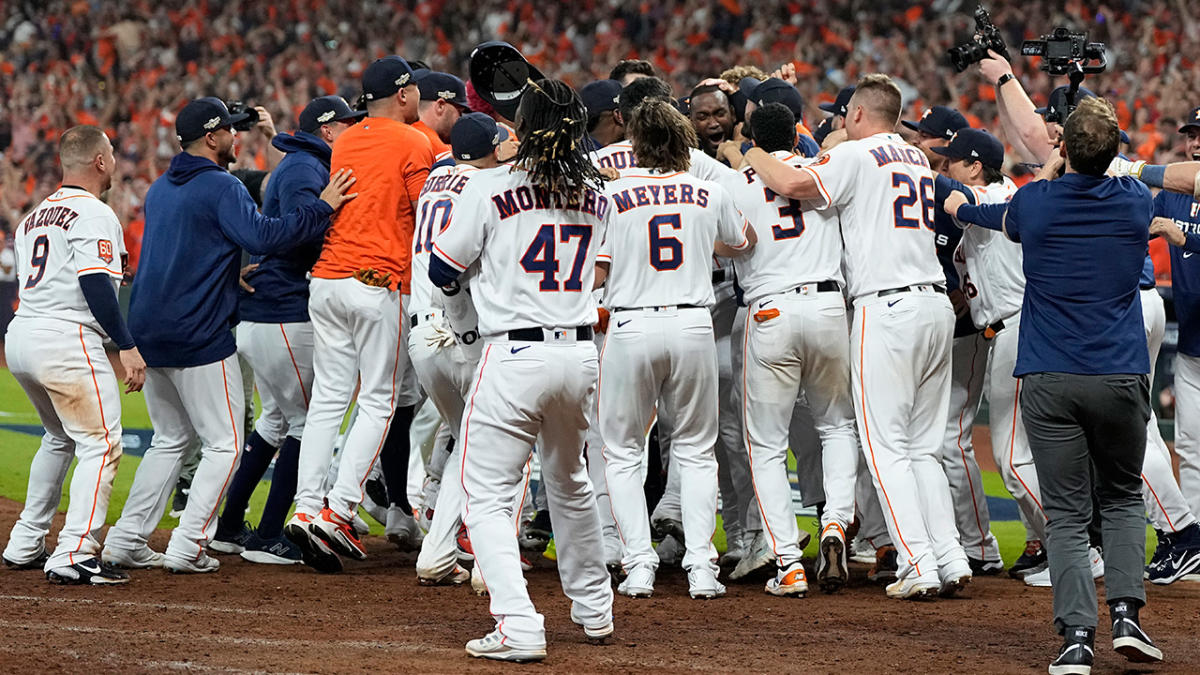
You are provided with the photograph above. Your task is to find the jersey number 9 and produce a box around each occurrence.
[520,223,593,291]
[891,173,936,230]
[25,235,50,289]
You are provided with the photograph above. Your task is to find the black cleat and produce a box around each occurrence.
[1048,626,1094,675]
[46,559,130,585]
[1110,600,1163,663]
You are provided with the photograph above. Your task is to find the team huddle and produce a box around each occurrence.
[6,38,1200,669]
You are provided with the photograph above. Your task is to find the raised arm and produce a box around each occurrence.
[980,51,1054,164]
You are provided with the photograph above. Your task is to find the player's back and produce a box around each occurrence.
[432,165,609,336]
[593,140,733,182]
[600,169,735,309]
[804,133,944,298]
[724,151,844,305]
[958,177,1021,327]
[411,163,479,316]
[314,116,433,291]
[13,187,123,333]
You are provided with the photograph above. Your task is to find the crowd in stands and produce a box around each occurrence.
[1,0,1198,270]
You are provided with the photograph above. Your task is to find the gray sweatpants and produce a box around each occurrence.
[1020,372,1149,632]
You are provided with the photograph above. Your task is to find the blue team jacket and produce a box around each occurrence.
[239,131,331,324]
[129,152,333,368]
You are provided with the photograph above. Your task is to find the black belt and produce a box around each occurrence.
[791,280,840,294]
[610,304,703,312]
[1140,284,1157,291]
[982,319,1006,340]
[712,269,727,284]
[507,326,593,341]
[877,284,947,298]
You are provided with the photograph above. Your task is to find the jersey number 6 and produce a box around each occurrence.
[521,223,593,291]
[648,214,683,270]
[891,173,936,230]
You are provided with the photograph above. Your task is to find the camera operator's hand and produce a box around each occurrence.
[254,106,277,140]
[1150,217,1187,248]
[320,168,358,211]
[943,189,969,218]
[979,49,1014,85]
[770,63,798,86]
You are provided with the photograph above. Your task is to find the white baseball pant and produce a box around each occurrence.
[852,289,966,582]
[461,338,612,649]
[601,307,720,574]
[743,289,858,567]
[3,318,122,570]
[1175,353,1200,517]
[236,321,313,446]
[1139,288,1196,532]
[293,277,406,522]
[939,331,1001,562]
[106,352,244,562]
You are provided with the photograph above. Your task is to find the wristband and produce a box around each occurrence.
[1139,164,1166,188]
[996,73,1015,87]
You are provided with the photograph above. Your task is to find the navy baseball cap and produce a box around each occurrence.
[1180,106,1200,133]
[819,86,855,117]
[176,97,250,145]
[362,56,416,102]
[580,80,622,120]
[451,111,509,161]
[742,77,805,120]
[902,106,969,140]
[416,70,469,108]
[298,96,366,133]
[932,128,1005,170]
[1035,85,1096,123]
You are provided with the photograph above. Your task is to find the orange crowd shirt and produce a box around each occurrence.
[313,116,435,291]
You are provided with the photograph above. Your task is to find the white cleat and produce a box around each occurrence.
[385,506,424,552]
[938,558,973,597]
[885,575,939,600]
[465,630,546,662]
[687,566,726,599]
[617,565,655,598]
[570,602,615,643]
[102,545,165,570]
[163,550,220,574]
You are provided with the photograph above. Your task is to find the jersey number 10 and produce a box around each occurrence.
[521,223,593,291]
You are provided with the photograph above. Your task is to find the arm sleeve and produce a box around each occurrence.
[715,187,751,250]
[955,202,1008,232]
[79,273,135,349]
[276,164,326,213]
[934,175,978,230]
[798,142,857,210]
[215,180,334,256]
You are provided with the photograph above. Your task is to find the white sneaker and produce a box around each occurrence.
[164,550,220,574]
[730,531,772,580]
[465,630,546,662]
[938,558,973,597]
[618,565,655,598]
[849,536,876,565]
[1089,546,1104,579]
[687,566,726,599]
[1024,567,1052,587]
[765,561,809,597]
[885,574,939,600]
[569,602,615,642]
[352,513,372,538]
[102,545,165,569]
[386,506,424,552]
[719,534,747,567]
[1026,548,1104,588]
[470,564,488,596]
[417,563,471,586]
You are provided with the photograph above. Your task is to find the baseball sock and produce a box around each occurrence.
[257,436,300,539]
[216,430,277,538]
[380,404,416,513]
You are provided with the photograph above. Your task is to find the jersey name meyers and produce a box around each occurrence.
[491,185,608,220]
[610,183,710,212]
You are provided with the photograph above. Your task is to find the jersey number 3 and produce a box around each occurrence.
[521,223,593,291]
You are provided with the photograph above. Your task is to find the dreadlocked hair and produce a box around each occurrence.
[514,78,605,200]
[627,98,696,174]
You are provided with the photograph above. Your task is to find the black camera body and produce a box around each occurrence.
[947,6,1011,73]
[226,101,260,132]
[1021,27,1107,76]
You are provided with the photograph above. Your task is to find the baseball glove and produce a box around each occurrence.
[353,268,392,288]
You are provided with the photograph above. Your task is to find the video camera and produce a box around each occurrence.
[226,101,260,132]
[1021,27,1107,76]
[947,6,1010,73]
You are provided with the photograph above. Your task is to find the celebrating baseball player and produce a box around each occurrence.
[428,77,614,662]
[596,98,755,600]
[742,74,971,600]
[722,102,857,596]
[3,126,144,585]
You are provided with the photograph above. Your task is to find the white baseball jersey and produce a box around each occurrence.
[412,163,480,315]
[800,133,944,299]
[598,169,749,309]
[953,177,1022,327]
[432,165,610,336]
[13,186,125,334]
[722,150,844,305]
[592,140,734,182]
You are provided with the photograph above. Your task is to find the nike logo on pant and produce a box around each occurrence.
[510,345,531,354]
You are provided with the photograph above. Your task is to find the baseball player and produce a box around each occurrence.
[2,126,144,584]
[597,98,755,600]
[742,74,971,599]
[410,112,517,585]
[284,56,432,573]
[103,98,353,574]
[721,102,856,596]
[209,96,365,565]
[413,70,468,161]
[428,78,613,662]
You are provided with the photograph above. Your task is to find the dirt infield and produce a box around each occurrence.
[2,499,1199,674]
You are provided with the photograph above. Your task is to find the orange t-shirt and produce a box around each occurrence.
[313,117,434,291]
[413,119,451,157]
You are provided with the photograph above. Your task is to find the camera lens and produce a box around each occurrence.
[947,42,985,72]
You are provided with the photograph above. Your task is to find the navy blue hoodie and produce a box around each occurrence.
[129,152,333,368]
[240,131,331,323]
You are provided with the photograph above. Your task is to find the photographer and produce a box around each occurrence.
[957,98,1162,674]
